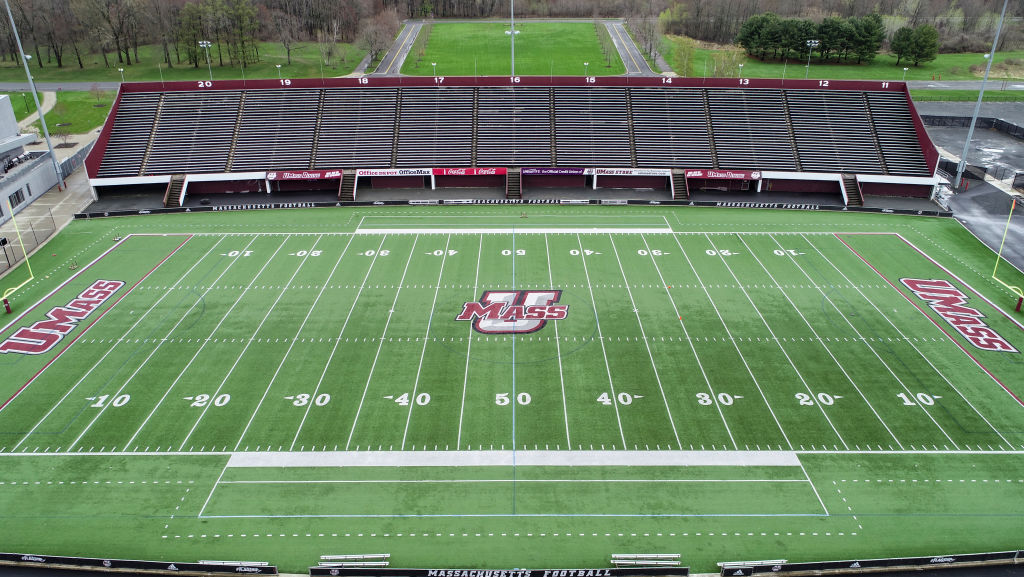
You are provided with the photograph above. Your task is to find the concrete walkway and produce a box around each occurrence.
[17,91,56,130]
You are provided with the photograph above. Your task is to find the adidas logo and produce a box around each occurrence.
[849,562,861,568]
[732,570,745,576]
[167,564,178,571]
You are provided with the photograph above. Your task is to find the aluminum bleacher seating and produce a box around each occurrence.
[631,87,713,168]
[707,88,797,171]
[866,92,931,177]
[395,87,474,167]
[96,92,161,177]
[786,90,883,174]
[145,91,240,174]
[314,87,397,169]
[477,87,552,167]
[553,87,632,167]
[231,89,319,171]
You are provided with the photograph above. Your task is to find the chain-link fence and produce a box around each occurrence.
[0,208,58,277]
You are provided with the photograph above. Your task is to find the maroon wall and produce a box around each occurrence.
[903,84,939,175]
[861,182,932,198]
[434,175,504,188]
[369,176,429,189]
[85,89,123,178]
[523,175,586,188]
[598,176,668,189]
[187,179,265,194]
[687,178,754,192]
[764,179,841,194]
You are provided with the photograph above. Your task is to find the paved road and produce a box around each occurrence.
[0,82,122,92]
[604,21,657,76]
[907,79,1024,91]
[372,21,423,76]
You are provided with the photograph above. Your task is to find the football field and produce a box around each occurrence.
[0,206,1022,572]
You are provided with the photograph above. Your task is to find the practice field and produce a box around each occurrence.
[0,206,1022,572]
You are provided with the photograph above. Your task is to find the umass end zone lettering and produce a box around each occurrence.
[900,278,1017,353]
[0,280,125,355]
[456,290,567,334]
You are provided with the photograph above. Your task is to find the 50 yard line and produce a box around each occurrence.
[456,235,485,449]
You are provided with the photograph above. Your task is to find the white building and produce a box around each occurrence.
[0,94,60,226]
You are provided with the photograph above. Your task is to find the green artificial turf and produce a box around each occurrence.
[0,205,1021,572]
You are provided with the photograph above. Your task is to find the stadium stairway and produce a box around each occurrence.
[137,93,166,176]
[391,88,402,168]
[163,174,185,208]
[338,171,356,201]
[506,167,522,199]
[700,90,719,168]
[842,173,863,206]
[625,89,638,167]
[780,91,803,171]
[671,169,689,200]
[225,91,247,171]
[548,87,558,165]
[861,92,890,174]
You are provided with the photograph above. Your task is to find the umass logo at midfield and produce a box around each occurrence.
[456,290,568,334]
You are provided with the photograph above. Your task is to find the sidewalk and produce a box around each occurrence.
[17,91,56,131]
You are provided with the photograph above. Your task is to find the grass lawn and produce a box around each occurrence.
[0,205,1022,572]
[3,91,42,121]
[910,89,1024,102]
[0,42,366,84]
[401,22,625,76]
[30,90,114,137]
[661,35,1024,81]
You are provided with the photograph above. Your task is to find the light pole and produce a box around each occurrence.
[804,39,819,79]
[198,40,213,81]
[118,67,124,83]
[431,62,437,76]
[275,64,282,80]
[504,0,520,77]
[3,0,60,185]
[738,63,744,78]
[584,62,589,76]
[902,67,909,81]
[956,0,1009,189]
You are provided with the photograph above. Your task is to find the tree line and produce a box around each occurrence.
[733,12,938,66]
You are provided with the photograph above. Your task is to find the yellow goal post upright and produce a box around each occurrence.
[992,196,1024,312]
[2,198,35,314]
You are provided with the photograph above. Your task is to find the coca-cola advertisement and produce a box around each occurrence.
[432,168,508,176]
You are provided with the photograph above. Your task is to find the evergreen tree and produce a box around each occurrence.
[890,26,914,66]
[909,24,939,65]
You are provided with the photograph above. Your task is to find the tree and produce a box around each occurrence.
[909,24,939,65]
[890,26,914,65]
[817,17,848,62]
[271,9,301,65]
[851,13,884,64]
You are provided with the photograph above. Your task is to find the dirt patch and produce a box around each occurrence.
[55,142,78,148]
[972,59,1024,80]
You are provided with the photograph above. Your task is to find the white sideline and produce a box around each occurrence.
[355,228,672,235]
[226,450,800,468]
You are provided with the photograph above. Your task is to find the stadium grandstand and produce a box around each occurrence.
[85,76,939,207]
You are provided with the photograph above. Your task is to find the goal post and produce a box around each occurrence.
[2,198,36,311]
[992,196,1024,312]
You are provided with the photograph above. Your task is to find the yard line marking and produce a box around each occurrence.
[798,460,830,515]
[803,234,1012,447]
[179,235,325,449]
[197,459,230,518]
[287,236,386,451]
[754,234,944,447]
[607,234,682,449]
[219,478,811,485]
[227,235,354,450]
[356,228,670,235]
[575,234,627,449]
[718,235,851,450]
[544,234,571,449]
[9,235,213,451]
[117,235,276,452]
[639,234,736,448]
[346,235,421,449]
[758,236,959,449]
[456,235,484,449]
[70,235,269,453]
[676,234,793,450]
[837,232,1024,407]
[401,235,452,449]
